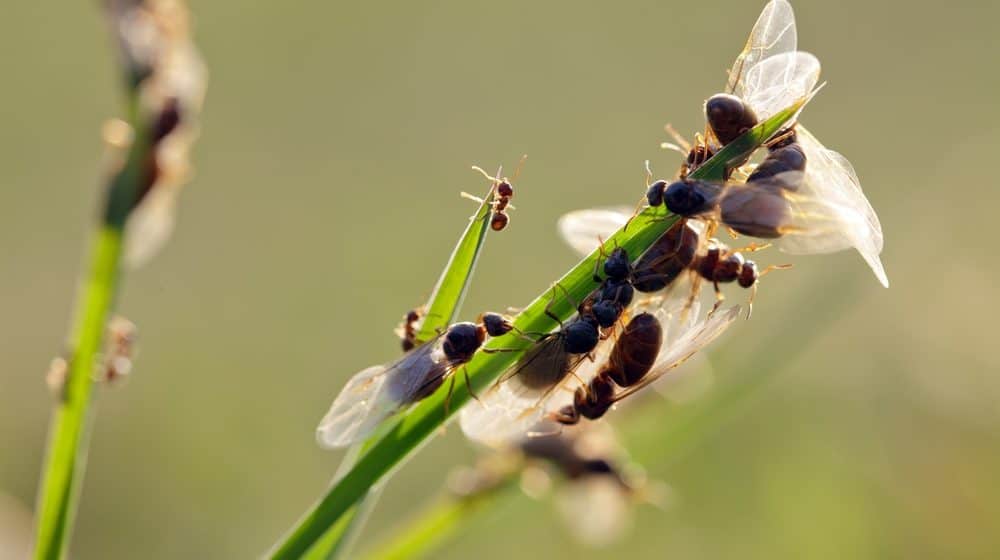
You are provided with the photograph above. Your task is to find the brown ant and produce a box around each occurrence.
[397,307,424,352]
[467,155,526,231]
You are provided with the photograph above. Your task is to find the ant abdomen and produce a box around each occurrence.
[705,93,759,145]
[607,313,662,387]
[632,220,701,293]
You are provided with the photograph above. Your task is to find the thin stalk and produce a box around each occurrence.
[33,66,153,560]
[32,227,124,560]
[268,101,805,559]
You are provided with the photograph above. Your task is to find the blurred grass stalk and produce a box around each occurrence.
[268,101,805,559]
[361,476,520,560]
[32,226,126,560]
[32,95,144,560]
[302,187,500,559]
[32,1,204,558]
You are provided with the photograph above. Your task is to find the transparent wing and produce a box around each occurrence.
[461,336,614,447]
[740,51,820,121]
[557,207,631,257]
[612,305,740,403]
[316,342,444,449]
[727,0,798,96]
[777,127,888,287]
[460,381,543,446]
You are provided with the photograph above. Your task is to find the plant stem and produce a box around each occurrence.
[33,226,124,560]
[32,66,151,560]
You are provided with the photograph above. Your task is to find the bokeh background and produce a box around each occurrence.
[2,1,998,558]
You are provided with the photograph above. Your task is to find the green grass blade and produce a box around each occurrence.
[414,186,496,343]
[32,226,124,560]
[268,102,804,560]
[304,185,499,559]
[33,87,155,560]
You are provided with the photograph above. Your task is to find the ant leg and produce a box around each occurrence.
[685,273,703,315]
[626,160,658,232]
[547,283,579,322]
[764,127,796,149]
[664,123,692,152]
[460,191,485,204]
[541,286,566,325]
[746,283,758,320]
[709,281,725,317]
[624,193,652,232]
[462,366,481,404]
[661,141,687,155]
[471,165,499,184]
[703,219,719,240]
[593,238,609,282]
[568,370,587,388]
[741,265,790,320]
[443,375,456,418]
[504,323,546,344]
[761,263,793,276]
[731,241,772,253]
[482,347,529,354]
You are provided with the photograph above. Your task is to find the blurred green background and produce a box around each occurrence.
[2,1,998,558]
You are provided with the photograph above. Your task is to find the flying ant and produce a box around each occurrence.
[460,286,611,445]
[103,316,137,384]
[468,155,526,231]
[552,306,740,427]
[317,311,514,448]
[397,307,424,352]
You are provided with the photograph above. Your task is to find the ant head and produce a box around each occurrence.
[603,247,631,280]
[646,180,669,207]
[738,260,759,288]
[479,312,513,337]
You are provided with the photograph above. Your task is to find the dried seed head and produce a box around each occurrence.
[45,357,69,396]
[103,316,138,384]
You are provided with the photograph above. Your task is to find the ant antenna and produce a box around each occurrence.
[664,123,692,152]
[471,165,499,184]
[509,154,528,183]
